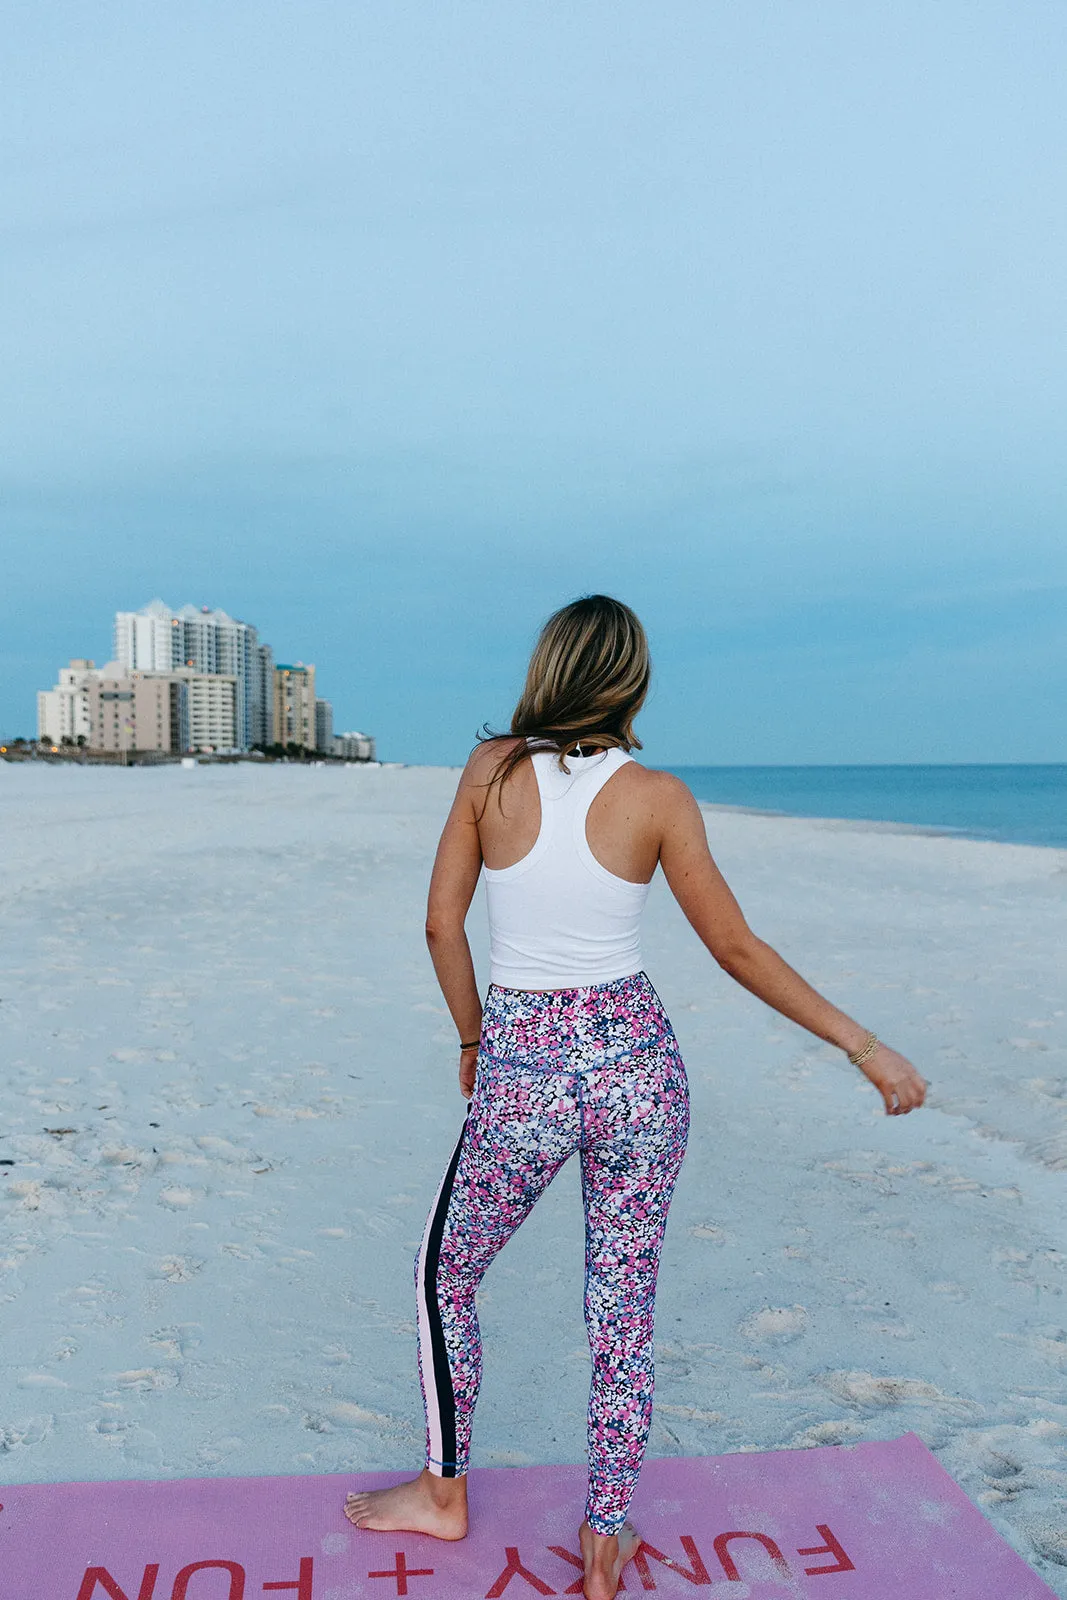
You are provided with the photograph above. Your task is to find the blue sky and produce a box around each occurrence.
[3,1,1065,763]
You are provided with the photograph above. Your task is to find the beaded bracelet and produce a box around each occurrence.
[847,1030,880,1067]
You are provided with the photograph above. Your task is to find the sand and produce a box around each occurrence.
[1,762,1065,1590]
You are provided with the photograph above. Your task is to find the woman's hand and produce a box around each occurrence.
[857,1044,927,1116]
[459,1045,479,1100]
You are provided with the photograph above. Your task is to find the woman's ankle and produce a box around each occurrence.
[422,1467,468,1506]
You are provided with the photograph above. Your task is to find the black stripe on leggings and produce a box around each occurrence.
[423,1120,467,1475]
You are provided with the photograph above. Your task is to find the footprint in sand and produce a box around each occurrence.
[149,1325,200,1361]
[0,1415,54,1449]
[739,1305,809,1344]
[152,1255,204,1282]
[996,1327,1067,1370]
[688,1223,732,1244]
[791,1420,866,1448]
[94,1411,129,1438]
[1023,1131,1067,1172]
[325,1401,397,1427]
[927,1280,970,1301]
[1027,1518,1067,1568]
[158,1186,204,1209]
[112,1369,179,1392]
[818,1369,977,1415]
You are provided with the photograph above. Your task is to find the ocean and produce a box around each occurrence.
[664,763,1067,850]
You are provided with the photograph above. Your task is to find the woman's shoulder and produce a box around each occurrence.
[462,735,527,780]
[620,759,699,815]
[623,756,689,790]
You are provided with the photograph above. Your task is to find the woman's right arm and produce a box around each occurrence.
[655,774,927,1117]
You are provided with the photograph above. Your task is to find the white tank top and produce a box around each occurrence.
[482,742,651,990]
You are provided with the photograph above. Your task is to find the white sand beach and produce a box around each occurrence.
[1,762,1065,1591]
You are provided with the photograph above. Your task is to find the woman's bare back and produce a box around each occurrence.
[472,737,665,886]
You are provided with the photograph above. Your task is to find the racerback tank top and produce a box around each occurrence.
[482,741,651,990]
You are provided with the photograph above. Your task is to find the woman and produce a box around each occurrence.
[344,594,926,1600]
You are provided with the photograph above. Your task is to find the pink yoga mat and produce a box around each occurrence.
[0,1432,1055,1599]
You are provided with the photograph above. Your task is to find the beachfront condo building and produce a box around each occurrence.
[113,601,177,674]
[75,660,236,755]
[85,667,186,754]
[37,659,96,745]
[315,697,334,753]
[333,731,376,761]
[273,664,316,750]
[253,642,275,748]
[179,670,238,752]
[114,600,265,751]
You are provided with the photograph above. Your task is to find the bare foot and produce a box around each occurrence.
[579,1518,641,1600]
[343,1468,468,1540]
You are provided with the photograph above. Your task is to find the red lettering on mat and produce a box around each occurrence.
[369,1553,434,1596]
[712,1533,790,1583]
[546,1545,627,1595]
[797,1525,856,1576]
[631,1537,711,1590]
[486,1548,557,1598]
[171,1561,246,1600]
[263,1558,315,1599]
[75,1567,160,1600]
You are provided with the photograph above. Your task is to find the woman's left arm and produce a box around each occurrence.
[425,756,486,1095]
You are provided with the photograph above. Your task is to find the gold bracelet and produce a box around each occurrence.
[847,1030,880,1067]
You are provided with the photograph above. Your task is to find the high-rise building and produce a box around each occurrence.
[114,601,260,749]
[273,664,316,750]
[172,605,257,750]
[37,659,96,744]
[113,600,179,672]
[315,698,334,753]
[180,671,237,752]
[253,642,274,747]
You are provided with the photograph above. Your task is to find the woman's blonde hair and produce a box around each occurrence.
[475,594,650,814]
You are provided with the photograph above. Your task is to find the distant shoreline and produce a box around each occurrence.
[665,761,1067,852]
[690,799,1066,851]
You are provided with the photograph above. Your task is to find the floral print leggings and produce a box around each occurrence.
[415,970,690,1535]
